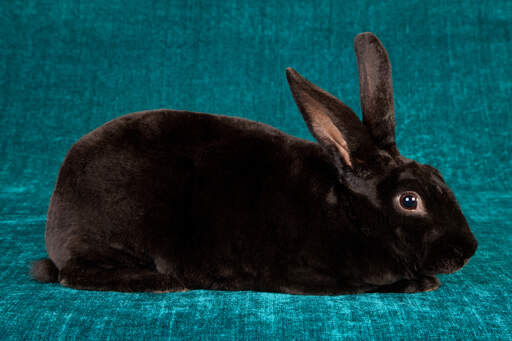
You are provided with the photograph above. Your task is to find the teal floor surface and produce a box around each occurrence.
[1,0,511,339]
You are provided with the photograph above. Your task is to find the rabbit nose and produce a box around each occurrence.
[466,235,478,256]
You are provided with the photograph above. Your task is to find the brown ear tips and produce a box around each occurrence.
[354,33,388,60]
[354,33,390,64]
[285,67,302,85]
[354,32,380,47]
[286,68,313,100]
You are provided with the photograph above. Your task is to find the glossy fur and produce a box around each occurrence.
[31,33,477,294]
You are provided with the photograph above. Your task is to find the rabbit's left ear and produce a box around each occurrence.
[354,33,398,156]
[286,68,374,169]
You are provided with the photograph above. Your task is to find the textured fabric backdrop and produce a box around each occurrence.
[1,0,511,339]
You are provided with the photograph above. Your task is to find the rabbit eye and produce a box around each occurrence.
[394,191,425,215]
[399,192,418,210]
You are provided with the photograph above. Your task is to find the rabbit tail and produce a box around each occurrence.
[31,258,58,283]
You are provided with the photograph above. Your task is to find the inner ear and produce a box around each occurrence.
[300,91,353,167]
[286,68,375,169]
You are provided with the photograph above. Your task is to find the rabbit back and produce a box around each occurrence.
[45,109,344,291]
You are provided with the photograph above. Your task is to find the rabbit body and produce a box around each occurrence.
[31,33,477,294]
[44,110,362,293]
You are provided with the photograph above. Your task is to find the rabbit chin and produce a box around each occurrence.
[422,256,469,275]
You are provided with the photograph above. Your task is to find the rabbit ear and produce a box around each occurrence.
[286,68,373,169]
[354,33,398,155]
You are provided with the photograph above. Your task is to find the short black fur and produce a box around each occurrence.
[32,33,477,294]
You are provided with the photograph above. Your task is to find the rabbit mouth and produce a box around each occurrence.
[421,246,470,274]
[421,234,477,275]
[422,254,468,274]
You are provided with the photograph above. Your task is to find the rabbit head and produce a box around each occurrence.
[286,32,477,276]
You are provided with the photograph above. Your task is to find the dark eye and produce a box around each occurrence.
[400,192,418,210]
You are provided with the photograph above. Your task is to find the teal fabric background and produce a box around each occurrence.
[1,0,511,339]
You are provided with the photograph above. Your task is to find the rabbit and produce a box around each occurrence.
[30,32,477,294]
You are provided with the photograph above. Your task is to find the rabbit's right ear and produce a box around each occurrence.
[286,68,374,169]
[354,32,398,156]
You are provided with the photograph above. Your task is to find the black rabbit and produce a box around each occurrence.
[31,32,477,294]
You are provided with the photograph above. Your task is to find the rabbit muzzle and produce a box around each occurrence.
[422,232,477,275]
